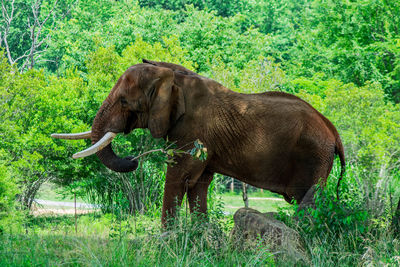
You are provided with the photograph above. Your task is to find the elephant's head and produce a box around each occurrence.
[52,62,185,172]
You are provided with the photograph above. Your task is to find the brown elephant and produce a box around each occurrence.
[52,60,345,226]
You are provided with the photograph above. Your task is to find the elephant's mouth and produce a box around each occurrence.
[124,112,138,135]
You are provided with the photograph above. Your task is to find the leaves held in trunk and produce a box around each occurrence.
[190,139,208,161]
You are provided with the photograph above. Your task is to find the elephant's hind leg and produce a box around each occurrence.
[285,160,325,206]
[287,157,332,209]
[298,185,317,209]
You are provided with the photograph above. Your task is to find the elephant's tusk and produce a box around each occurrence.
[72,132,117,159]
[51,131,92,140]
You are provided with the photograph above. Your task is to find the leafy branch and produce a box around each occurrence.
[130,139,208,163]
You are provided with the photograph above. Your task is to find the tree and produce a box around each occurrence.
[0,0,75,72]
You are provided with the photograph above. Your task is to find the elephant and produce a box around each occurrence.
[52,59,345,226]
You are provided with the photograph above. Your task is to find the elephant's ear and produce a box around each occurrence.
[148,68,179,138]
[171,84,185,124]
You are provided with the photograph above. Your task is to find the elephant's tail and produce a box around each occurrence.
[335,136,346,201]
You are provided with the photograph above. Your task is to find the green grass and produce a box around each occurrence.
[3,185,400,267]
[1,213,277,266]
[0,232,276,266]
[9,177,399,266]
[2,208,399,266]
[1,185,291,266]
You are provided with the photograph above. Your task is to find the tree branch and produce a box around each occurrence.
[0,0,16,65]
[1,0,76,72]
[131,148,167,161]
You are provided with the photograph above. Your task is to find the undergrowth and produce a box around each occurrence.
[0,210,277,266]
[2,165,400,266]
[277,165,400,266]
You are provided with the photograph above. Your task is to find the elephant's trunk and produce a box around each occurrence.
[95,144,138,172]
[91,101,138,173]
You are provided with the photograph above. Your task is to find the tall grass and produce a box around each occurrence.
[0,211,277,266]
[3,207,398,266]
[276,164,400,266]
[1,205,399,266]
[2,164,400,266]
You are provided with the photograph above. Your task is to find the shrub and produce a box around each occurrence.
[0,163,23,233]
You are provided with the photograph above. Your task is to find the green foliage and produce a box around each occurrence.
[208,56,286,93]
[299,168,369,235]
[283,0,400,101]
[277,164,400,265]
[0,51,94,207]
[38,0,271,73]
[4,0,400,100]
[139,0,243,17]
[294,76,400,178]
[175,6,271,72]
[0,0,76,71]
[0,164,23,233]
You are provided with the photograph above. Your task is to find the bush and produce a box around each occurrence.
[0,163,23,233]
[277,164,400,265]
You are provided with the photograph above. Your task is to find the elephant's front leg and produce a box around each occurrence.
[161,178,185,227]
[161,156,209,227]
[187,171,213,216]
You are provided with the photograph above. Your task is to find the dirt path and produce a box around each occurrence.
[31,197,283,216]
[248,197,284,201]
[31,199,98,216]
[34,199,98,208]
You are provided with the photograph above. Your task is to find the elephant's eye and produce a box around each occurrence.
[120,98,128,107]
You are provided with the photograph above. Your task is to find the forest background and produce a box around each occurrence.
[1,0,400,265]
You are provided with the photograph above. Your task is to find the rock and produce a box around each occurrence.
[232,207,307,262]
